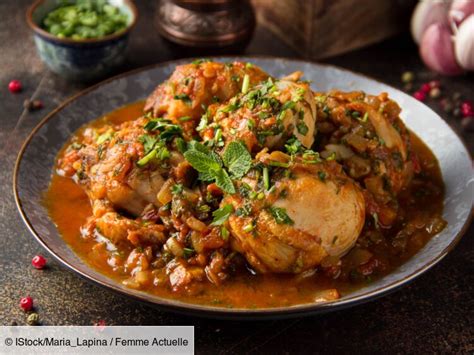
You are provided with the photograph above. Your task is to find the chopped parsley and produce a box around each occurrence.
[173,93,192,106]
[296,121,309,135]
[171,184,183,195]
[211,204,234,226]
[268,206,294,225]
[318,171,327,181]
[183,247,195,258]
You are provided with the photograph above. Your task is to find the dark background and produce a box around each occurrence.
[0,1,473,353]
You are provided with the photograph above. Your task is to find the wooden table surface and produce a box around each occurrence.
[0,1,473,353]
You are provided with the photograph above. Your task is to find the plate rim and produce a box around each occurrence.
[13,55,474,318]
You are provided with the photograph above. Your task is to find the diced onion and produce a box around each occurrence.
[157,178,174,205]
[166,238,184,257]
[186,216,208,232]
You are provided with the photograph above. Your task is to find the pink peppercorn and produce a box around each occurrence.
[20,296,33,312]
[414,91,426,101]
[420,83,431,93]
[31,255,47,269]
[8,80,22,93]
[461,101,473,117]
[429,80,440,89]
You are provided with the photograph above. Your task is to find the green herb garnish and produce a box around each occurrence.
[296,121,309,135]
[211,204,234,226]
[268,206,294,225]
[174,94,192,106]
[222,141,252,178]
[241,74,250,94]
[183,247,195,258]
[171,184,183,195]
[96,130,114,144]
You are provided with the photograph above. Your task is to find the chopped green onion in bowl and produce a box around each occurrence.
[41,0,129,40]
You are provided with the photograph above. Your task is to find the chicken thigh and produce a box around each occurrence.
[223,151,365,273]
[201,77,316,152]
[314,90,417,226]
[144,60,269,131]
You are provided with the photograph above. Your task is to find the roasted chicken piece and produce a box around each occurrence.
[144,60,269,133]
[92,211,166,247]
[223,151,366,273]
[314,91,417,227]
[201,77,316,152]
[58,116,184,218]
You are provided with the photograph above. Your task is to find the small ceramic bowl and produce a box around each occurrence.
[26,0,138,82]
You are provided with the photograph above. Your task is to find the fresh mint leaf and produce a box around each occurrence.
[183,150,221,174]
[187,140,210,154]
[211,204,234,226]
[222,141,252,178]
[214,169,235,194]
[198,171,215,182]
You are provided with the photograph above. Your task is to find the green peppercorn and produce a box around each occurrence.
[401,71,414,83]
[27,313,39,326]
[429,87,441,99]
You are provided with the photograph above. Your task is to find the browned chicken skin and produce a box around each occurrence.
[224,151,366,274]
[144,61,269,133]
[201,78,316,153]
[314,91,417,227]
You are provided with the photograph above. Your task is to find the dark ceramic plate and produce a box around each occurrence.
[14,57,473,319]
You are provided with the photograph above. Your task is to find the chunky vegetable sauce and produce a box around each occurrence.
[45,100,446,309]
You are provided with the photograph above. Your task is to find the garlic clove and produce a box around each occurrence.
[420,23,464,75]
[411,0,451,44]
[454,15,474,70]
[449,0,474,26]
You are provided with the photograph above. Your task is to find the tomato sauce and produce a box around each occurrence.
[44,102,446,308]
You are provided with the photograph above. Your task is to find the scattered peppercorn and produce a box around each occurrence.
[461,116,474,131]
[24,99,44,111]
[440,98,453,113]
[420,83,431,93]
[94,319,106,331]
[453,107,462,117]
[403,83,414,92]
[461,101,473,117]
[401,71,414,83]
[452,92,462,102]
[413,91,426,101]
[429,80,440,89]
[20,296,33,312]
[31,255,47,269]
[429,87,441,99]
[27,313,40,326]
[8,80,22,93]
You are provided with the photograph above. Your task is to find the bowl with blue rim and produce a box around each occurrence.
[26,0,138,82]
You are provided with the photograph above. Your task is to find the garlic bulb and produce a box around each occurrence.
[455,15,474,70]
[411,0,451,44]
[420,23,463,75]
[449,0,474,25]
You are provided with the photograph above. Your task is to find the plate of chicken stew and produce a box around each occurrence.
[14,57,473,318]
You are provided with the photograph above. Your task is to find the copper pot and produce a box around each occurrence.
[156,0,255,52]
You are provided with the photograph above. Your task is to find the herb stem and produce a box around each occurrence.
[242,74,250,94]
